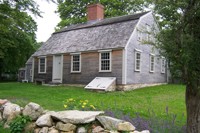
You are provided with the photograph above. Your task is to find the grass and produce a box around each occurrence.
[0,83,186,125]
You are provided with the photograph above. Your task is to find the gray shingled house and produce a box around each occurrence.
[32,4,167,90]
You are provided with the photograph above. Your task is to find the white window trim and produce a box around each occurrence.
[134,49,142,72]
[71,53,81,73]
[161,57,166,73]
[38,56,46,74]
[99,51,112,72]
[149,54,155,73]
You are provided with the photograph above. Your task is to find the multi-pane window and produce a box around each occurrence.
[99,52,111,72]
[135,51,141,71]
[161,57,166,73]
[149,55,155,72]
[71,54,81,72]
[39,57,46,73]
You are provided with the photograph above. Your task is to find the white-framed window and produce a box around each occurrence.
[149,54,155,72]
[71,54,81,73]
[161,57,166,73]
[30,69,32,77]
[135,50,142,71]
[38,57,46,73]
[99,51,112,72]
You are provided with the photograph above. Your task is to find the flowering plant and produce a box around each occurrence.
[63,98,97,111]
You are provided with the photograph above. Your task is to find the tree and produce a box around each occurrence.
[152,0,200,132]
[0,0,40,80]
[56,0,146,29]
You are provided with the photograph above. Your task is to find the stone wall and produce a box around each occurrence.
[0,99,149,133]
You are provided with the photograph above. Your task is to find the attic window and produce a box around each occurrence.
[71,53,81,73]
[99,50,112,72]
[38,57,46,73]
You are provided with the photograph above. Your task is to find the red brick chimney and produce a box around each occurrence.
[87,3,104,21]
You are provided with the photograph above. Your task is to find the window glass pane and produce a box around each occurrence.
[100,52,110,71]
[39,58,46,73]
[72,55,80,72]
[150,56,154,72]
[135,52,141,71]
[161,58,165,73]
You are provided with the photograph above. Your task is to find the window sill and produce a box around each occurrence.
[134,70,141,72]
[71,71,81,73]
[38,72,46,74]
[99,70,112,73]
[149,71,154,73]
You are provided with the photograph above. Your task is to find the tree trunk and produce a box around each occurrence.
[186,84,200,133]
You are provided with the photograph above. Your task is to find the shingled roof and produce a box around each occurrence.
[33,12,149,56]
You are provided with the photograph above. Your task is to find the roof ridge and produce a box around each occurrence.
[54,11,149,34]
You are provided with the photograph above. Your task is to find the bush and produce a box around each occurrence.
[63,98,97,111]
[9,115,31,133]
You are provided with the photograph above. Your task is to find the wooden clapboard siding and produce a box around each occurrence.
[62,50,123,84]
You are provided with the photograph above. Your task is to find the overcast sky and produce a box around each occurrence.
[33,0,61,42]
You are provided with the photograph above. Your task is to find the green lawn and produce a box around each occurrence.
[0,83,186,124]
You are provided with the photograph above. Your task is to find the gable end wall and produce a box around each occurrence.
[125,12,167,84]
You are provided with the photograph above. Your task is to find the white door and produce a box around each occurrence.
[53,55,62,82]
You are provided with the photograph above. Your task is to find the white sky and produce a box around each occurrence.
[33,0,61,42]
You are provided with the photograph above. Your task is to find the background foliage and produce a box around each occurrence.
[56,0,147,29]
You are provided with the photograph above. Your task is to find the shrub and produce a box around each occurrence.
[63,98,97,111]
[9,115,31,133]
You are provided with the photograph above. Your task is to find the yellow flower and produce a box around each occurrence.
[69,98,73,101]
[83,102,87,105]
[64,104,68,108]
[82,105,85,108]
[90,105,96,110]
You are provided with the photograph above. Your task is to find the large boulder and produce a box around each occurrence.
[36,114,53,127]
[96,116,135,132]
[51,110,104,124]
[3,102,21,121]
[56,122,76,132]
[23,102,43,120]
